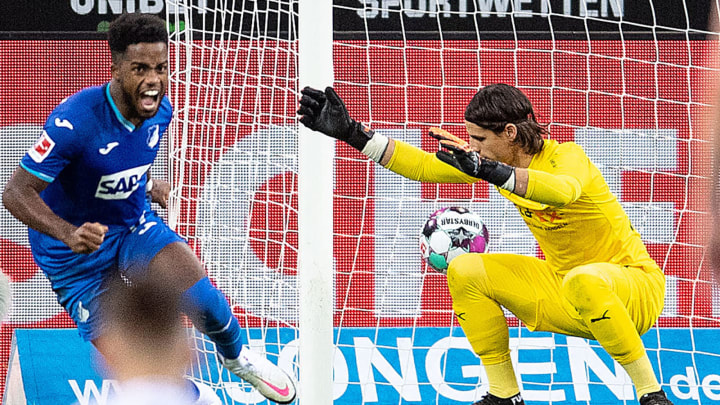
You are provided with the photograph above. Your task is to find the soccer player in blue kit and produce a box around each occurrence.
[1,13,295,404]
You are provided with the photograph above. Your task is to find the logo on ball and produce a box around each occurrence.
[419,207,489,274]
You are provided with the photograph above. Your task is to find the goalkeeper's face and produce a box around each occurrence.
[112,42,168,121]
[465,120,517,165]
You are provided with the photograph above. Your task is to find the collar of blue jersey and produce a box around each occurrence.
[105,83,135,132]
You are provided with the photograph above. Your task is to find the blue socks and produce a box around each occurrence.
[181,277,243,359]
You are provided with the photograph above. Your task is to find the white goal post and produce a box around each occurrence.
[296,1,335,404]
[166,1,720,404]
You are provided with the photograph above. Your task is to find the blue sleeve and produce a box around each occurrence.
[20,107,82,183]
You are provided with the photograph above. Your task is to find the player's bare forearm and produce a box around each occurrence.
[3,167,73,240]
[378,138,395,166]
[2,167,106,253]
[512,168,529,196]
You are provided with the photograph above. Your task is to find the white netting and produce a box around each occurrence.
[167,1,301,403]
[168,1,720,404]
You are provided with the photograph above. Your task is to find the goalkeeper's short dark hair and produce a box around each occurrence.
[108,13,168,61]
[465,83,547,155]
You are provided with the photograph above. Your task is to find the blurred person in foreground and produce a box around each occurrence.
[2,12,295,404]
[298,84,671,405]
[98,275,212,405]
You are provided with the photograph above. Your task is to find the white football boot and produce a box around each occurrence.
[219,347,297,404]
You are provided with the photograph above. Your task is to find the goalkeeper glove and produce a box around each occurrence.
[429,127,516,191]
[297,86,375,151]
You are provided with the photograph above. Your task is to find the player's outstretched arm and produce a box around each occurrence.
[2,166,107,254]
[298,87,496,184]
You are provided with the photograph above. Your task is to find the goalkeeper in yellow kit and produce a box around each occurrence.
[298,83,671,405]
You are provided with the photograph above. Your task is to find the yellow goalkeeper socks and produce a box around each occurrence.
[484,359,521,398]
[623,355,661,398]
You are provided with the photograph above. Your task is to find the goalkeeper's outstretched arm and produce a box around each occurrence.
[296,86,506,185]
[297,86,583,207]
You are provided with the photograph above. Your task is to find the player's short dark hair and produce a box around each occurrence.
[108,13,168,60]
[465,83,547,155]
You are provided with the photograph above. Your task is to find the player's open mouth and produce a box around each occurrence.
[139,89,160,113]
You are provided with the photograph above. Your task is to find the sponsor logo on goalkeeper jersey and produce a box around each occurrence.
[535,210,562,223]
[520,208,568,231]
[520,208,563,222]
[95,164,151,200]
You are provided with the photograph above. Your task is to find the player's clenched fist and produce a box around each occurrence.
[149,178,171,209]
[297,86,375,151]
[65,222,109,254]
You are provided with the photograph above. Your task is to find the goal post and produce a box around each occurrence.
[166,0,720,404]
[297,1,335,405]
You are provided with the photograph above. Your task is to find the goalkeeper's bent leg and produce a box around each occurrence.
[447,254,520,399]
[560,264,661,398]
[181,277,243,359]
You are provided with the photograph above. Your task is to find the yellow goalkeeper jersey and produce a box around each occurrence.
[385,138,659,274]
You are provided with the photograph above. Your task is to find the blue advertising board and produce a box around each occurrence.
[4,327,720,405]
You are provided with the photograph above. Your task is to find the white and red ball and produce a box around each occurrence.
[419,207,489,273]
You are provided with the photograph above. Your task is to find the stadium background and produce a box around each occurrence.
[1,0,719,402]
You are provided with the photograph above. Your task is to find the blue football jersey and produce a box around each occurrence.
[21,84,172,229]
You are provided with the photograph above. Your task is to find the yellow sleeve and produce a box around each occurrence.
[525,171,582,207]
[384,140,479,184]
[524,142,591,207]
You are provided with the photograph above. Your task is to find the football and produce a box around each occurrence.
[419,206,489,273]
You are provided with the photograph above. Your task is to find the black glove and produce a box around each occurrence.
[429,127,515,187]
[297,86,374,151]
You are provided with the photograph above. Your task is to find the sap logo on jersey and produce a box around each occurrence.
[95,164,151,200]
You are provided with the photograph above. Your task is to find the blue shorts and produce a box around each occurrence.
[29,211,185,341]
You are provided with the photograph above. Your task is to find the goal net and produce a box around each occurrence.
[167,0,720,404]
